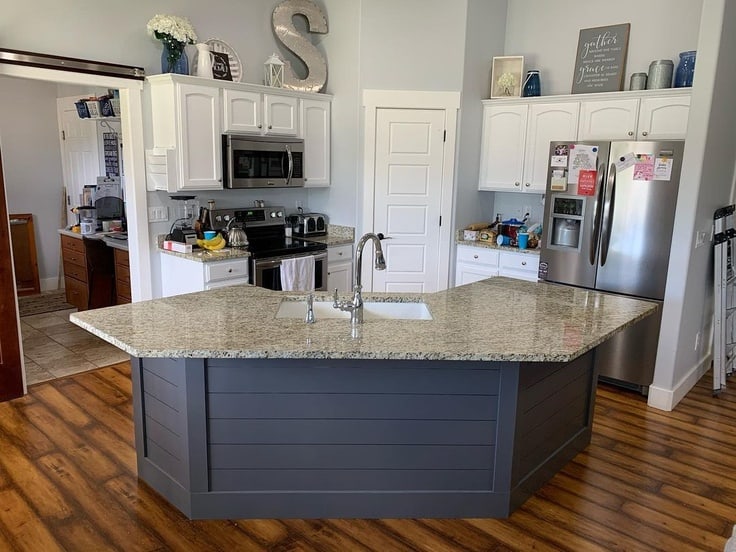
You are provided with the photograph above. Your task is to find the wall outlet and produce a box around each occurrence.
[148,205,168,223]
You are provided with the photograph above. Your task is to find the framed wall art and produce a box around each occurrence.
[571,23,630,94]
[490,56,524,98]
[211,51,233,81]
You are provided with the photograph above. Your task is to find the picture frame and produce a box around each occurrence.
[490,56,524,98]
[211,51,233,81]
[571,23,630,94]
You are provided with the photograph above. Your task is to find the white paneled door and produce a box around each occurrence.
[371,108,445,293]
[57,96,101,227]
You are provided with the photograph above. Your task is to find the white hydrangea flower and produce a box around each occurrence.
[147,14,198,44]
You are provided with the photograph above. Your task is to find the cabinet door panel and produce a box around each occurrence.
[578,98,639,140]
[223,89,262,133]
[177,83,222,190]
[479,104,527,191]
[301,99,331,187]
[265,95,298,136]
[638,95,690,139]
[328,261,352,293]
[523,102,579,192]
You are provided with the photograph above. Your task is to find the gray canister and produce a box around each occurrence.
[630,72,647,90]
[647,60,674,89]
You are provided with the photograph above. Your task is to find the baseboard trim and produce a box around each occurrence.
[648,353,712,411]
[40,278,59,292]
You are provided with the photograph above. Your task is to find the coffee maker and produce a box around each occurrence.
[93,176,124,230]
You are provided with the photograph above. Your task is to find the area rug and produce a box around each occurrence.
[18,290,75,317]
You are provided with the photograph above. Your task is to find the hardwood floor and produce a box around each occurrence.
[0,363,734,551]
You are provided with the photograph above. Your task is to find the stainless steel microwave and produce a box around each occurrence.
[223,135,304,189]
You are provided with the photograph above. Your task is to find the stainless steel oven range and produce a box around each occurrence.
[210,206,327,291]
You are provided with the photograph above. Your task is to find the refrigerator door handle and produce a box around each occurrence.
[599,162,617,266]
[589,161,607,266]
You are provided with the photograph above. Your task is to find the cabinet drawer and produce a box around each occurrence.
[456,245,499,267]
[205,259,249,283]
[116,279,131,303]
[328,244,353,262]
[62,248,87,268]
[64,261,88,283]
[61,234,84,255]
[64,276,89,311]
[205,277,250,290]
[499,252,539,281]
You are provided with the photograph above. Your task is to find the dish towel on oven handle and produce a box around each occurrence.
[280,255,315,291]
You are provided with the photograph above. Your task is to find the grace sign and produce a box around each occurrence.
[571,23,630,94]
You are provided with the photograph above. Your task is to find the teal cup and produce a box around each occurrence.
[517,232,529,250]
[204,231,217,240]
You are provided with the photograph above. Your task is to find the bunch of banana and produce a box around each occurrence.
[197,233,226,250]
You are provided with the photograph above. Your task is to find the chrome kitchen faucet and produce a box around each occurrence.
[332,232,387,326]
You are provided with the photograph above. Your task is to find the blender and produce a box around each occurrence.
[168,195,199,244]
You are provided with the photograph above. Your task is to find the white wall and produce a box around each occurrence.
[504,0,703,96]
[0,76,65,291]
[454,0,508,230]
[650,0,736,409]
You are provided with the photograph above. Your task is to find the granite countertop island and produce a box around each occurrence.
[70,278,656,521]
[71,277,654,362]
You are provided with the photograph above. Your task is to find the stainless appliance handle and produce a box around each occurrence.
[285,145,294,185]
[255,250,328,268]
[599,163,617,266]
[589,161,606,266]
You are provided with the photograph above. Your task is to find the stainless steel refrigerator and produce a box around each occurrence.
[539,140,685,393]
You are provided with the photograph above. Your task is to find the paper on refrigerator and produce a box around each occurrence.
[567,144,598,185]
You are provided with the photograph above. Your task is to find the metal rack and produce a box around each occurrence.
[713,205,736,394]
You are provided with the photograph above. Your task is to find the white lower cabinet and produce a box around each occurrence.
[455,245,499,286]
[455,245,540,286]
[327,244,353,292]
[160,254,249,297]
[498,251,539,282]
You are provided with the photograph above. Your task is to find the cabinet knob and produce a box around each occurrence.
[473,254,478,259]
[228,268,233,273]
[268,125,273,129]
[524,182,530,187]
[258,124,262,129]
[642,131,648,136]
[522,261,527,266]
[514,182,520,187]
[338,252,343,256]
[628,131,634,136]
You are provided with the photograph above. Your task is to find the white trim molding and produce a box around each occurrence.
[360,89,461,291]
[648,352,712,411]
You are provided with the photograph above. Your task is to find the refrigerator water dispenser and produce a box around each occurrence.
[549,196,585,249]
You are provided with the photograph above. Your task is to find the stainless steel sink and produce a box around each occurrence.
[276,300,432,320]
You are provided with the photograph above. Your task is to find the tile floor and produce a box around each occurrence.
[21,308,129,385]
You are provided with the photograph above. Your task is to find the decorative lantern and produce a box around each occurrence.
[264,53,284,88]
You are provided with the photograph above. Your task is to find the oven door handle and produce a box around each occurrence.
[255,250,327,268]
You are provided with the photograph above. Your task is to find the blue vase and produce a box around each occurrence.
[522,70,541,97]
[674,50,696,87]
[161,43,189,75]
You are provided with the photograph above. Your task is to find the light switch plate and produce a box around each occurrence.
[148,206,168,222]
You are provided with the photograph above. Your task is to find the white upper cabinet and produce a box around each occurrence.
[522,102,579,192]
[147,76,223,191]
[146,74,332,191]
[578,91,690,140]
[479,101,578,192]
[300,98,331,187]
[264,94,298,136]
[222,89,262,134]
[479,90,691,193]
[637,94,691,139]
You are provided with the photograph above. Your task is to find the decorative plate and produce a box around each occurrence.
[192,38,243,82]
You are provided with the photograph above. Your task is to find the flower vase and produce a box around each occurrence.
[161,42,189,75]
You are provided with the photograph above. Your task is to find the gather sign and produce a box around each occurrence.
[571,23,630,94]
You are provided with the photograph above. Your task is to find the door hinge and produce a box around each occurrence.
[443,130,446,142]
[61,130,66,141]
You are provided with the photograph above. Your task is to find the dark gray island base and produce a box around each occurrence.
[132,352,596,520]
